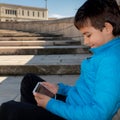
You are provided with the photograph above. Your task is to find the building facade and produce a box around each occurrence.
[0,3,48,22]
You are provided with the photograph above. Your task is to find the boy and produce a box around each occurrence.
[0,0,120,119]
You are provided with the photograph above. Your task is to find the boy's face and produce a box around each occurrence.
[80,23,114,48]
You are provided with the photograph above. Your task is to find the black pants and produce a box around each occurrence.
[0,73,66,120]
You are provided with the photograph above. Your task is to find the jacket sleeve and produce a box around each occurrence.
[57,83,73,95]
[46,56,120,120]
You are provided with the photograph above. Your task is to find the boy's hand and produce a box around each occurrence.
[33,92,51,108]
[41,82,58,94]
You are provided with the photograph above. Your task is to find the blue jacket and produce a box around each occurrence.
[46,37,120,120]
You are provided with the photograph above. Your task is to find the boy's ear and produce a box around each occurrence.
[104,22,113,33]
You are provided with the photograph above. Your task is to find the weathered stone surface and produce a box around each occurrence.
[0,65,80,75]
[0,54,90,75]
[0,46,90,55]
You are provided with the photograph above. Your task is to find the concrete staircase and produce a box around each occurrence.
[0,29,91,75]
[0,29,120,120]
[0,29,91,104]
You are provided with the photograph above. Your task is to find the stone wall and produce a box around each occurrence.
[0,17,82,40]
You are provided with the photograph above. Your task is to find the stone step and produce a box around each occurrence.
[0,36,74,41]
[0,33,39,37]
[0,30,63,37]
[0,45,90,55]
[0,64,80,75]
[0,36,73,41]
[0,54,91,75]
[0,40,81,46]
[0,37,44,41]
[0,33,65,38]
[0,36,58,40]
[0,30,67,39]
[0,30,74,40]
[0,30,40,37]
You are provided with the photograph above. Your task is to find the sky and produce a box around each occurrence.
[0,0,86,18]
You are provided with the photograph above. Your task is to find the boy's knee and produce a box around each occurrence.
[0,100,14,112]
[23,73,36,80]
[0,101,20,119]
[1,102,9,110]
[21,73,36,84]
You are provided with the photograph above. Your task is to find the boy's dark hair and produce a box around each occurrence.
[74,0,120,36]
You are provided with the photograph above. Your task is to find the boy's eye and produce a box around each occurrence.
[83,32,91,38]
[86,34,91,38]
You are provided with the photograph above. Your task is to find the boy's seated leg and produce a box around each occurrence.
[0,100,65,120]
[20,73,45,105]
